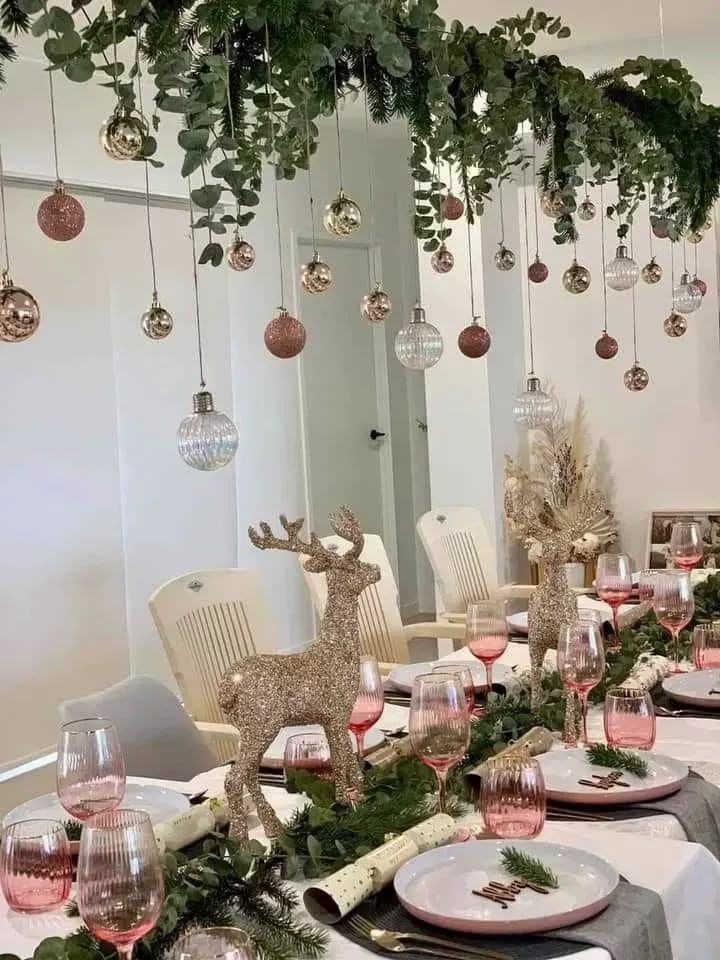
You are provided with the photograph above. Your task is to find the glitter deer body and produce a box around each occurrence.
[218,508,380,838]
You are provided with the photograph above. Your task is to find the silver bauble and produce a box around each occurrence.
[361,283,393,324]
[663,311,687,338]
[578,197,596,221]
[641,257,663,284]
[540,188,566,218]
[0,270,40,342]
[141,296,173,340]
[323,191,362,236]
[430,244,454,274]
[100,108,147,160]
[562,259,591,294]
[673,272,702,314]
[494,244,516,271]
[605,243,640,291]
[300,252,333,293]
[226,236,256,271]
[624,363,650,391]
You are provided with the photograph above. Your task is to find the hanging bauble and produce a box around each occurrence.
[539,188,566,218]
[684,219,711,244]
[100,106,147,160]
[177,389,238,471]
[457,317,491,358]
[605,244,640,291]
[595,332,618,360]
[300,252,333,293]
[394,302,443,370]
[430,244,454,274]
[141,294,173,340]
[361,283,392,324]
[663,311,687,338]
[641,257,663,284]
[441,193,464,220]
[672,272,702,314]
[562,259,591,294]
[37,181,85,241]
[226,235,256,271]
[0,270,40,343]
[264,307,306,359]
[513,376,554,428]
[323,191,362,237]
[528,256,549,284]
[578,197,596,221]
[623,363,650,392]
[494,244,516,271]
[692,276,708,297]
[651,219,670,240]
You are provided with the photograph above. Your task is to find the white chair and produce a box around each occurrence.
[300,533,466,671]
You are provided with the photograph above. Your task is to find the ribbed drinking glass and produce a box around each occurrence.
[480,754,546,838]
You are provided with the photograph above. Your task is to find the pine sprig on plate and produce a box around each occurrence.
[586,744,648,778]
[500,847,559,889]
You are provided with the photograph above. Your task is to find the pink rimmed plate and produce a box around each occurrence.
[662,671,720,709]
[387,660,513,694]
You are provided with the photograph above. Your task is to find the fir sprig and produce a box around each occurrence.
[586,744,649,778]
[500,847,559,889]
[62,819,82,841]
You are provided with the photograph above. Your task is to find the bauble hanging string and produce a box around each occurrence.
[494,179,516,271]
[224,34,256,273]
[99,2,146,161]
[0,144,40,343]
[457,216,491,359]
[527,124,549,283]
[299,92,331,294]
[37,68,85,242]
[323,69,361,237]
[641,190,662,284]
[691,243,707,297]
[595,183,619,360]
[577,157,596,222]
[624,234,650,391]
[664,243,687,337]
[539,135,566,218]
[672,239,702,314]
[430,163,454,275]
[441,163,464,221]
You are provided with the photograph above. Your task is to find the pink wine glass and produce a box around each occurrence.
[480,754,546,839]
[57,718,126,820]
[432,663,475,715]
[557,621,606,746]
[465,601,508,713]
[637,569,658,603]
[670,521,703,572]
[78,809,164,960]
[348,655,384,758]
[653,570,694,674]
[0,820,72,913]
[409,673,470,813]
[176,927,256,960]
[603,686,656,750]
[693,624,720,674]
[595,553,632,653]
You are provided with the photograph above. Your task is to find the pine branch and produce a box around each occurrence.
[586,743,648,778]
[500,847,559,889]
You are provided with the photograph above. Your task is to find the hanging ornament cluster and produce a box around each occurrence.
[562,259,591,294]
[226,233,256,272]
[222,37,254,275]
[361,283,392,324]
[641,257,662,284]
[394,303,443,370]
[594,183,618,362]
[431,243,454,274]
[300,251,332,293]
[458,317,491,358]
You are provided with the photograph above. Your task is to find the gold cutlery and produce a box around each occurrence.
[347,914,508,960]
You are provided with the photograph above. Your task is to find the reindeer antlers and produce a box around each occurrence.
[248,507,365,560]
[329,506,364,558]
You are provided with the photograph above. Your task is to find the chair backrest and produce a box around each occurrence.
[416,507,500,614]
[58,675,216,782]
[149,569,278,724]
[300,534,407,664]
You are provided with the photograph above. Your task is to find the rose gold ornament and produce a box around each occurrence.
[100,107,147,160]
[300,252,332,293]
[494,244,516,271]
[528,257,549,283]
[562,259,591,294]
[0,270,40,343]
[323,191,362,236]
[663,311,687,338]
[361,283,392,323]
[458,317,491,358]
[641,257,662,284]
[595,332,618,359]
[692,276,707,297]
[684,219,711,243]
[624,363,650,391]
[540,188,566,218]
[264,307,306,358]
[651,219,670,240]
[226,235,256,271]
[141,294,173,340]
[37,181,85,241]
[430,243,454,274]
[441,192,464,220]
[578,197,596,221]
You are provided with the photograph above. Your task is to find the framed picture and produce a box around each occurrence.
[646,510,720,569]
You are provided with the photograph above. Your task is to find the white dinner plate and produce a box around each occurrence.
[387,660,513,694]
[261,725,385,769]
[394,839,618,935]
[662,671,720,709]
[538,748,688,806]
[507,612,528,636]
[3,780,189,828]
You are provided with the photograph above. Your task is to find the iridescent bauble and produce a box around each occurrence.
[692,276,708,297]
[0,271,40,342]
[605,244,640,291]
[441,193,464,220]
[361,284,393,323]
[513,376,554,427]
[394,303,443,370]
[641,257,663,284]
[430,244,454,274]
[494,244,516,271]
[300,252,333,293]
[651,219,670,240]
[323,191,362,237]
[578,197,596,221]
[37,182,85,241]
[595,332,618,360]
[624,363,650,392]
[562,259,591,294]
[540,188,566,218]
[673,272,702,314]
[528,257,549,283]
[457,318,491,358]
[264,308,306,358]
[663,311,687,338]
[141,297,173,340]
[226,236,256,271]
[177,390,239,471]
[100,108,147,160]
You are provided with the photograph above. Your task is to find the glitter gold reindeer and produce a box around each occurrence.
[218,507,381,838]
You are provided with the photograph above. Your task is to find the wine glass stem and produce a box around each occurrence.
[356,732,365,758]
[671,629,679,670]
[117,947,134,960]
[436,769,448,813]
[579,692,590,746]
[485,662,493,689]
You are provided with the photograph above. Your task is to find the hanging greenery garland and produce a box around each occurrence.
[4,0,718,264]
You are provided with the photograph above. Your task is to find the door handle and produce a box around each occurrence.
[369,429,386,440]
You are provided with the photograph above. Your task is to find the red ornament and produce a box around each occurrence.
[37,182,85,241]
[528,257,549,283]
[264,308,306,358]
[595,332,618,360]
[693,276,708,297]
[458,319,491,358]
[441,193,464,221]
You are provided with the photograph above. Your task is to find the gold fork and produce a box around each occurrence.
[347,915,508,960]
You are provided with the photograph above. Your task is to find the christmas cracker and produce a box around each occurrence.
[464,725,554,796]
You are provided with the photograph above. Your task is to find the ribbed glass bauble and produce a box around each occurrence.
[540,188,566,218]
[595,332,618,360]
[605,244,640,291]
[177,390,239,471]
[641,257,663,284]
[430,244,454,274]
[264,308,306,358]
[361,283,392,323]
[0,270,40,342]
[528,257,549,283]
[457,318,491,358]
[623,363,650,392]
[578,197,596,221]
[323,191,362,236]
[100,107,147,160]
[663,311,687,338]
[141,296,173,340]
[300,252,332,293]
[672,272,702,314]
[494,244,516,271]
[394,303,443,370]
[226,236,256,271]
[441,193,464,220]
[562,259,591,294]
[513,376,554,427]
[692,276,708,297]
[37,182,85,241]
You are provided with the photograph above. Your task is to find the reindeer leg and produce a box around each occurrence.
[528,635,546,713]
[224,761,249,841]
[324,720,363,802]
[241,751,283,837]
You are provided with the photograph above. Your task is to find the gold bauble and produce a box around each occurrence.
[0,270,40,342]
[100,108,147,160]
[540,188,567,218]
[323,191,362,237]
[141,297,174,340]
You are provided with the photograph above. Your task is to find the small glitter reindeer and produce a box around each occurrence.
[218,507,381,838]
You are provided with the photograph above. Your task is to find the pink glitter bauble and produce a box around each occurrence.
[595,332,618,360]
[693,276,708,297]
[264,309,306,358]
[528,258,549,283]
[37,185,85,241]
[441,193,464,220]
[457,321,491,358]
